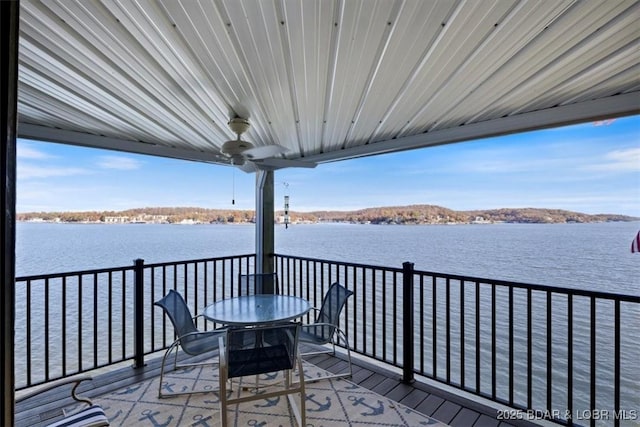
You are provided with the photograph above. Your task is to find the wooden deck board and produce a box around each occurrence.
[359,372,388,391]
[385,382,417,403]
[416,394,446,416]
[450,407,482,427]
[474,414,502,427]
[398,388,429,408]
[371,376,403,396]
[432,400,464,424]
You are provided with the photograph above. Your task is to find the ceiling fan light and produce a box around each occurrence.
[228,117,250,135]
[221,139,254,156]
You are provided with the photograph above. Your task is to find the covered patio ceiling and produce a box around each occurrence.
[16,0,640,171]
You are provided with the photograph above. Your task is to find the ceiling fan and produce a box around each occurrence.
[220,118,316,172]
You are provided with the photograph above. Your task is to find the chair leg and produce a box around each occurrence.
[172,344,179,370]
[158,343,179,398]
[300,331,353,383]
[338,329,353,379]
[220,359,306,427]
[297,356,306,427]
[285,356,306,427]
[158,343,221,398]
[219,365,228,427]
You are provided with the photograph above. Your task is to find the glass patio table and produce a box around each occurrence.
[202,294,310,326]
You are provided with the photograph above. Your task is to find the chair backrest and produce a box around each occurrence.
[154,289,198,339]
[314,282,353,340]
[238,272,279,295]
[225,323,300,379]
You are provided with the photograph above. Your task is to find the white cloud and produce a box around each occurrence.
[97,155,143,170]
[17,164,91,180]
[587,148,640,172]
[17,144,54,160]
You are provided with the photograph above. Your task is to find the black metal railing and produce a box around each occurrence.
[274,253,640,427]
[15,253,639,426]
[15,253,255,389]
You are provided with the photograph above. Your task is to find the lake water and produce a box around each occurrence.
[15,221,640,425]
[17,221,640,295]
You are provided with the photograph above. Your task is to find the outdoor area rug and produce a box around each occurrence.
[89,362,448,426]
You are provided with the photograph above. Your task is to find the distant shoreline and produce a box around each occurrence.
[17,221,639,227]
[16,204,639,226]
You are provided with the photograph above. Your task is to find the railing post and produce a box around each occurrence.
[402,261,415,384]
[133,258,146,368]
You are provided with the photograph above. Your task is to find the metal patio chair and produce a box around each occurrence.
[217,323,306,427]
[234,273,280,388]
[154,289,225,398]
[238,272,279,295]
[299,282,354,381]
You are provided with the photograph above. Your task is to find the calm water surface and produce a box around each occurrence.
[17,221,639,294]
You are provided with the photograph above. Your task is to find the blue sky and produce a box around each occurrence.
[17,115,640,216]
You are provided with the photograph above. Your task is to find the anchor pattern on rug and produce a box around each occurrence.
[348,395,385,416]
[306,393,331,412]
[190,414,214,427]
[139,409,174,426]
[102,405,123,424]
[93,363,448,427]
[253,395,279,408]
[112,383,144,395]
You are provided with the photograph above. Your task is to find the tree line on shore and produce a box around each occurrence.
[16,205,638,224]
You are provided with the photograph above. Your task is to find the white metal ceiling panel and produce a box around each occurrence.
[158,1,255,139]
[343,0,457,147]
[476,1,640,121]
[448,1,638,126]
[21,1,219,149]
[376,0,520,139]
[404,1,574,134]
[318,0,400,152]
[517,39,639,115]
[278,0,336,156]
[15,0,640,169]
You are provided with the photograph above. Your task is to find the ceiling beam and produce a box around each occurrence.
[18,92,638,168]
[305,93,640,164]
[17,123,230,166]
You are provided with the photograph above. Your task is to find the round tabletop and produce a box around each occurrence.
[202,295,310,326]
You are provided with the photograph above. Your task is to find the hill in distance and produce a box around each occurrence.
[17,204,639,225]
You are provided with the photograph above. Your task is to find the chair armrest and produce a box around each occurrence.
[303,322,336,328]
[300,322,338,337]
[16,375,94,406]
[179,329,225,340]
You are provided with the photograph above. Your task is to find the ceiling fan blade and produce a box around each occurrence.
[236,157,317,172]
[258,158,317,169]
[243,144,288,160]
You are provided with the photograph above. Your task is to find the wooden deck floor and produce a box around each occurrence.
[307,351,539,427]
[15,350,541,427]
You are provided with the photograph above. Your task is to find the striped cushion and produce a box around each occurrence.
[46,405,108,427]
